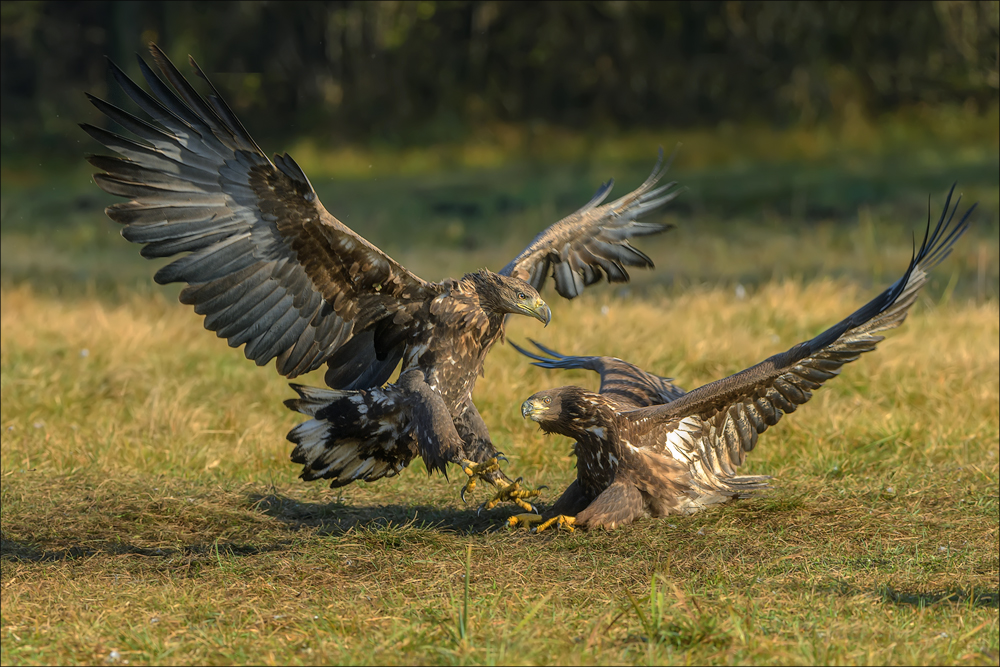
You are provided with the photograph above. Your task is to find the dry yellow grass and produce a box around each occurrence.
[1,278,998,665]
[2,281,996,483]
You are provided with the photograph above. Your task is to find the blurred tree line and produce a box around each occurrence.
[2,0,998,156]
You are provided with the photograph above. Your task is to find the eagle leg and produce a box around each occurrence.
[477,476,545,514]
[457,456,505,503]
[507,513,576,533]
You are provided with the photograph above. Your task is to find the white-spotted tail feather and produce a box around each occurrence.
[285,384,412,487]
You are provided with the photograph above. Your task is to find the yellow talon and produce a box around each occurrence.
[461,457,501,479]
[481,477,542,513]
[459,457,503,504]
[506,513,575,533]
[533,515,575,533]
[507,513,544,530]
[458,459,546,513]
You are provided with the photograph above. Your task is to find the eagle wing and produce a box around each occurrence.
[82,44,437,384]
[499,148,681,299]
[625,187,974,481]
[510,338,685,408]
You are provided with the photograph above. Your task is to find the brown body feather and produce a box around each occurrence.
[83,44,679,490]
[520,190,973,529]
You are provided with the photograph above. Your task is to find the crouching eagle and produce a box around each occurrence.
[513,187,973,531]
[82,44,681,508]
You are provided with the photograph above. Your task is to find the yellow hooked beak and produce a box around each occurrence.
[522,297,552,327]
[521,397,548,421]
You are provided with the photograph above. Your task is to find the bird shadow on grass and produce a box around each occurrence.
[877,585,999,610]
[0,498,508,565]
[0,478,518,567]
[820,577,999,610]
[245,491,511,536]
[0,534,292,564]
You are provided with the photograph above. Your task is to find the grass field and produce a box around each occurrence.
[2,273,998,665]
[2,116,999,664]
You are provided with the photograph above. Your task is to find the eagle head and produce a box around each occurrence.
[521,386,603,435]
[470,270,551,325]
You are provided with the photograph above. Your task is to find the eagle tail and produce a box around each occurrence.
[673,474,772,514]
[284,384,352,416]
[720,474,772,495]
[284,384,411,487]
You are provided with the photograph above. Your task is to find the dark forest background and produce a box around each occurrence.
[1,1,997,299]
[2,1,998,155]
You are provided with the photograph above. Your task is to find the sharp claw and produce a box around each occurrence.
[536,485,549,491]
[460,487,469,504]
[496,453,509,464]
[477,504,485,516]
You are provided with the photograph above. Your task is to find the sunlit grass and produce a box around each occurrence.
[284,103,1000,179]
[5,103,998,309]
[2,110,998,664]
[2,277,997,665]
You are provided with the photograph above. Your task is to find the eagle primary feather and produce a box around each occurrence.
[83,44,680,498]
[516,188,973,531]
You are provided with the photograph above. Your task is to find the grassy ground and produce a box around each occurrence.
[1,113,999,664]
[2,276,997,665]
[3,103,999,299]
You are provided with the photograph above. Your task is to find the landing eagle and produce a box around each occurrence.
[82,44,680,505]
[513,188,973,531]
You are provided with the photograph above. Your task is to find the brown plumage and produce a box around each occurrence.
[82,44,680,496]
[518,189,973,530]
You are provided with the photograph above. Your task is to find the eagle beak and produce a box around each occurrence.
[521,398,546,421]
[529,299,552,327]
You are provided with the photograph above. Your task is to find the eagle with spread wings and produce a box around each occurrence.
[82,44,680,507]
[513,188,973,531]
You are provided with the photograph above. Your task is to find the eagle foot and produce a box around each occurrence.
[458,457,504,504]
[478,477,543,514]
[507,513,576,533]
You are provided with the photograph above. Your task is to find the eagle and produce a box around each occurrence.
[81,44,681,508]
[512,187,973,531]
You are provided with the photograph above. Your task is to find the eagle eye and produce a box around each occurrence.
[517,292,527,300]
[543,396,551,404]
